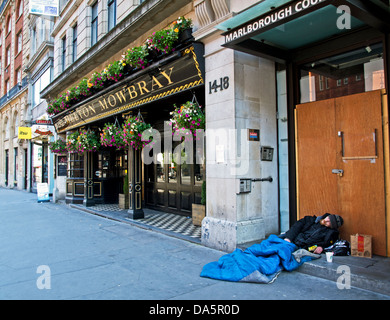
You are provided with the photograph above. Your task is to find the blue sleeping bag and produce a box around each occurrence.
[200,234,319,283]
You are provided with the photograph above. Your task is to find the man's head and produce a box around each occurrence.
[321,213,343,229]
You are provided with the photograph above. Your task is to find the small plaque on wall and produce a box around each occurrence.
[57,156,67,176]
[248,129,260,141]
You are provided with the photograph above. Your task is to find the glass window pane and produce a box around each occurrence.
[180,149,191,185]
[168,151,178,183]
[194,163,205,186]
[156,152,165,182]
[91,21,97,45]
[300,43,384,104]
[41,68,51,90]
[108,0,116,31]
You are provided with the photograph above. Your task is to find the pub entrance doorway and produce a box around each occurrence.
[145,132,205,216]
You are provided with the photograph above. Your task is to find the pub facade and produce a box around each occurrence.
[42,0,206,219]
[42,0,390,257]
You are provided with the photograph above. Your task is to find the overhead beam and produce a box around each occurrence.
[223,38,289,64]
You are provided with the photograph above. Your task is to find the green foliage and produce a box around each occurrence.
[201,181,206,205]
[49,138,67,154]
[124,45,149,70]
[146,28,179,54]
[67,130,100,154]
[123,174,129,194]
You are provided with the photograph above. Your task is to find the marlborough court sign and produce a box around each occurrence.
[52,45,204,133]
[223,0,329,44]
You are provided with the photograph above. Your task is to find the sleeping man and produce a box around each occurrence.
[280,213,344,254]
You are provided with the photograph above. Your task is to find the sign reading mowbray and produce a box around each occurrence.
[224,0,327,44]
[52,46,204,133]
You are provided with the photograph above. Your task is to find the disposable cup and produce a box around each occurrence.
[326,252,334,262]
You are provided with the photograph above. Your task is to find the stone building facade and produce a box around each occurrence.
[0,0,29,191]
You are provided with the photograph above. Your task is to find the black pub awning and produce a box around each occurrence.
[52,44,204,133]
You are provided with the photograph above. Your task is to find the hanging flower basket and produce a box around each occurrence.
[178,28,193,43]
[123,115,153,150]
[100,123,128,150]
[67,130,100,154]
[146,28,179,56]
[124,45,149,70]
[170,101,205,140]
[49,138,68,154]
[172,16,193,43]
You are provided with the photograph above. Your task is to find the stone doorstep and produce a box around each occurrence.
[297,254,390,296]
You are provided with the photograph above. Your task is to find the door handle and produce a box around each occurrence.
[338,131,344,157]
[332,169,344,177]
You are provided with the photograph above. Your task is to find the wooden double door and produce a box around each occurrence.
[145,141,204,215]
[296,90,387,256]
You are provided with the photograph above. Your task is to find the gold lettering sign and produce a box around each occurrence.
[53,45,204,133]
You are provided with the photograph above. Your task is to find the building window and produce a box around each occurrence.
[108,0,116,31]
[31,27,37,54]
[17,0,23,18]
[5,118,9,139]
[5,80,10,94]
[300,43,384,103]
[16,32,22,54]
[16,68,22,85]
[14,114,19,137]
[32,68,51,107]
[68,153,84,178]
[91,3,98,46]
[319,75,324,91]
[62,36,66,71]
[14,147,18,187]
[6,46,11,66]
[7,17,12,34]
[72,24,78,63]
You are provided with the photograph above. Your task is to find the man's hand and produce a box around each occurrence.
[284,238,291,243]
[314,246,323,254]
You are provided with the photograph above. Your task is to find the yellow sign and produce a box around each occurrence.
[18,127,32,139]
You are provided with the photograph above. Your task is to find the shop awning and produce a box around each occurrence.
[217,0,390,62]
[31,124,54,141]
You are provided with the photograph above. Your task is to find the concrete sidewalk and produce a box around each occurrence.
[68,200,390,297]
